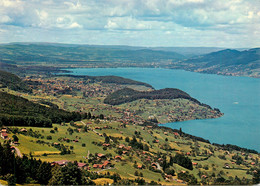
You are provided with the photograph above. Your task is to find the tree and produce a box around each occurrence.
[36,162,52,185]
[87,112,91,119]
[48,165,63,185]
[12,135,19,142]
[105,136,110,144]
[49,162,83,185]
[99,114,104,119]
[7,174,16,186]
[165,168,175,176]
[143,144,149,151]
[253,169,260,184]
[46,136,52,140]
[172,153,193,170]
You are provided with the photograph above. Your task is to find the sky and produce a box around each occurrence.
[0,0,259,48]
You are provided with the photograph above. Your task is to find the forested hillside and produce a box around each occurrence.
[105,88,205,106]
[184,48,260,66]
[169,48,260,77]
[0,70,31,93]
[0,92,82,127]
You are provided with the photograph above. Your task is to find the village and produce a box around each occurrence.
[1,116,259,185]
[20,75,223,125]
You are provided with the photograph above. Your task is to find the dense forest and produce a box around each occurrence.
[0,92,83,127]
[104,87,207,106]
[0,70,31,93]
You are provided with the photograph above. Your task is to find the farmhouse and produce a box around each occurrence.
[52,160,70,166]
[1,132,8,140]
[77,162,88,170]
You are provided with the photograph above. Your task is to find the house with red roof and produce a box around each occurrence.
[114,155,122,161]
[1,132,8,140]
[97,153,106,158]
[77,162,88,170]
[52,160,70,166]
[93,164,103,169]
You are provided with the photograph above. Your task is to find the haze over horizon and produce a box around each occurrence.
[0,0,259,48]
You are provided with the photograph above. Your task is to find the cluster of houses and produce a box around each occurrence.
[1,128,8,140]
[51,153,123,171]
[24,77,122,99]
[51,160,89,170]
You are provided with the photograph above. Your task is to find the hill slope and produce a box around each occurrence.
[0,70,31,92]
[0,92,82,127]
[0,43,184,65]
[105,88,203,106]
[169,48,260,77]
[185,48,259,66]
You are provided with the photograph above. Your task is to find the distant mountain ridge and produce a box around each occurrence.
[169,48,260,78]
[185,48,260,65]
[0,43,184,65]
[0,42,259,78]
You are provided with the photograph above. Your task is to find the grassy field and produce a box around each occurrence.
[1,76,258,185]
[5,118,258,185]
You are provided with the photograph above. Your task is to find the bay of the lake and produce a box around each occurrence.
[63,68,260,152]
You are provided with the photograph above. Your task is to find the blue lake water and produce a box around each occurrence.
[63,68,260,151]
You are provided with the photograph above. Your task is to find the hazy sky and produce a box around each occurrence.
[0,0,259,48]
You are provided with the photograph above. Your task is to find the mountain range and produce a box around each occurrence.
[0,43,259,77]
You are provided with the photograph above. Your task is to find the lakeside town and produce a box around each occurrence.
[16,75,223,125]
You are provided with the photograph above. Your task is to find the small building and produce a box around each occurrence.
[173,132,179,136]
[118,144,125,149]
[20,128,27,132]
[114,155,122,161]
[77,162,88,170]
[93,164,103,169]
[102,160,111,168]
[97,153,106,158]
[201,175,208,179]
[151,162,158,168]
[192,162,198,166]
[1,132,8,139]
[52,160,70,166]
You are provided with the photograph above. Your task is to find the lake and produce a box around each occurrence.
[63,68,260,152]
